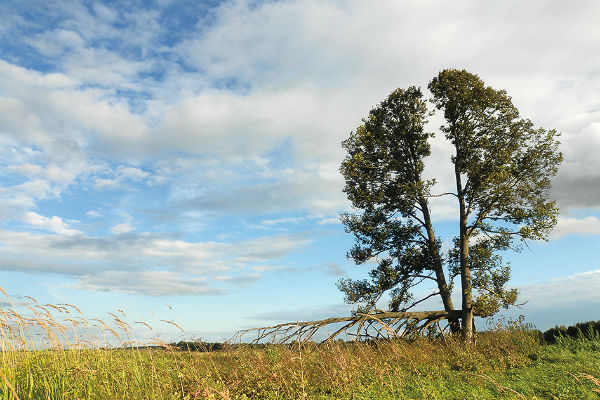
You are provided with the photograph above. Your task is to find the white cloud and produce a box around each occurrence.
[168,163,347,217]
[0,229,313,296]
[551,216,600,239]
[26,29,85,57]
[23,211,81,236]
[261,217,305,226]
[92,3,119,23]
[507,269,600,329]
[213,273,261,286]
[316,217,340,226]
[95,165,152,190]
[0,60,78,89]
[230,232,314,264]
[110,222,135,235]
[0,60,148,159]
[520,269,600,306]
[6,163,43,176]
[110,213,135,235]
[151,86,356,164]
[7,163,80,187]
[72,270,221,296]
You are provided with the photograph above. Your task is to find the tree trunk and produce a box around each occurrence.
[459,227,473,342]
[419,197,460,334]
[454,161,474,343]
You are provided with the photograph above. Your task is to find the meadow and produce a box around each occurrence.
[0,295,599,399]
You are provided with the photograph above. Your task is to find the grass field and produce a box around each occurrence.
[0,298,599,399]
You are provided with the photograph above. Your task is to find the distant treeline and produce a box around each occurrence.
[542,320,600,343]
[168,341,305,352]
[171,341,228,352]
[125,341,276,352]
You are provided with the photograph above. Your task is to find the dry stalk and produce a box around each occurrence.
[477,373,526,399]
[576,372,600,392]
[0,367,20,400]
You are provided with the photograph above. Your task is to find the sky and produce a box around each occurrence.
[0,0,599,342]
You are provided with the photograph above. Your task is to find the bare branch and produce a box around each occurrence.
[402,291,441,311]
[231,310,467,344]
[428,192,458,198]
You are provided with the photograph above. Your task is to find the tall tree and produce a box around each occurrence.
[339,86,459,332]
[340,71,562,341]
[428,69,562,341]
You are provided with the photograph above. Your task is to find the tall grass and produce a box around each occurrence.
[0,289,599,399]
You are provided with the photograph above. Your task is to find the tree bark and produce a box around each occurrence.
[455,160,474,343]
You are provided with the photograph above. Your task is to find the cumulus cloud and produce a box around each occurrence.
[23,211,81,236]
[551,216,600,239]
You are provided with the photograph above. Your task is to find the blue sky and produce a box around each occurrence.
[0,0,599,341]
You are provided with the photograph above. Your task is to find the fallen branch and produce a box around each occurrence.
[232,310,464,344]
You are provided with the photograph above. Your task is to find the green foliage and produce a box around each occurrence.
[339,86,445,312]
[543,320,600,343]
[448,236,517,317]
[429,69,562,243]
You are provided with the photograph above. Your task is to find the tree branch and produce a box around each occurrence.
[428,192,458,198]
[402,291,441,311]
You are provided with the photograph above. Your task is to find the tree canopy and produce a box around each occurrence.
[339,69,562,340]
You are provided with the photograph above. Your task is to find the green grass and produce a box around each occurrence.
[0,297,599,399]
